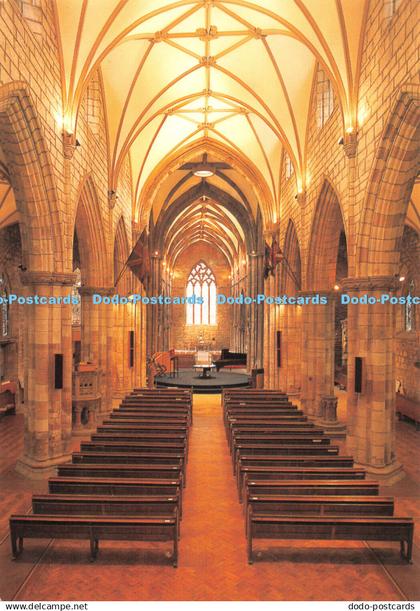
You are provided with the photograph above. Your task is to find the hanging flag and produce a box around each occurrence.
[126,229,150,285]
[271,239,283,270]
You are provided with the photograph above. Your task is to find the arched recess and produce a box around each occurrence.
[281,219,302,293]
[356,90,420,277]
[300,179,348,417]
[275,219,302,392]
[0,83,63,271]
[307,178,347,291]
[113,215,130,293]
[73,174,108,287]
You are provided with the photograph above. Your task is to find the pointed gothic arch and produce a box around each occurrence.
[307,179,348,291]
[0,83,64,271]
[73,174,108,286]
[281,219,302,293]
[356,89,420,277]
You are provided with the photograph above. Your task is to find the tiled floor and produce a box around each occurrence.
[0,394,419,601]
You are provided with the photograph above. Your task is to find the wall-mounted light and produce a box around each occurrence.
[357,101,370,127]
[399,275,405,282]
[334,284,340,291]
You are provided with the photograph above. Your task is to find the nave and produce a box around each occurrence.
[1,393,419,602]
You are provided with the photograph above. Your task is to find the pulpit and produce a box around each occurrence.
[72,364,101,435]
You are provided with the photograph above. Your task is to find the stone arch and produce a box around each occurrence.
[113,215,130,292]
[356,90,420,277]
[281,219,302,293]
[153,181,257,253]
[134,138,274,233]
[0,83,63,271]
[306,178,347,290]
[73,174,108,286]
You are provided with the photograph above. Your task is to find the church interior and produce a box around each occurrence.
[0,0,419,602]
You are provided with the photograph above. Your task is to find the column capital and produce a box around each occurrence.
[108,190,118,209]
[62,131,80,159]
[78,286,115,297]
[20,271,77,286]
[343,130,358,158]
[341,275,398,292]
[263,222,280,239]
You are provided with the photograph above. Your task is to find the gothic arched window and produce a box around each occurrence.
[186,261,216,325]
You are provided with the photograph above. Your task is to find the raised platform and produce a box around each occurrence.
[155,368,250,394]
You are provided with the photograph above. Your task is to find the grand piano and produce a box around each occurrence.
[214,348,247,372]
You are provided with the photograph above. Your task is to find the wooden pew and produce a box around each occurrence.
[247,494,393,516]
[223,390,288,399]
[32,494,181,537]
[90,432,187,444]
[245,479,379,497]
[72,451,184,465]
[232,436,331,458]
[245,495,394,533]
[247,515,414,564]
[229,427,326,449]
[107,415,188,424]
[118,405,192,424]
[234,445,353,475]
[132,388,191,396]
[232,436,339,474]
[97,424,189,435]
[237,466,366,501]
[80,441,187,457]
[48,477,182,516]
[71,452,187,483]
[224,401,295,411]
[224,409,306,429]
[57,463,184,487]
[10,514,179,566]
[32,493,179,518]
[223,408,308,429]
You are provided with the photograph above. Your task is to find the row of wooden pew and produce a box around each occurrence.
[9,388,192,567]
[222,389,414,564]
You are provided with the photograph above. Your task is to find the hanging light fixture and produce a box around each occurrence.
[193,163,214,178]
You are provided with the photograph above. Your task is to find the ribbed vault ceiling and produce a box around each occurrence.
[54,0,369,213]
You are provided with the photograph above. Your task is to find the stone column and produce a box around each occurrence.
[147,254,162,356]
[248,252,264,371]
[300,291,335,418]
[79,286,115,414]
[279,303,302,394]
[16,271,75,478]
[343,276,403,482]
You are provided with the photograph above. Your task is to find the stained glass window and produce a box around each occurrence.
[186,261,216,325]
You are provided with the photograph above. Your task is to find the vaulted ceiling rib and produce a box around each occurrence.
[54,0,369,213]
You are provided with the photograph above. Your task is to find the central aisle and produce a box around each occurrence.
[15,394,401,601]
